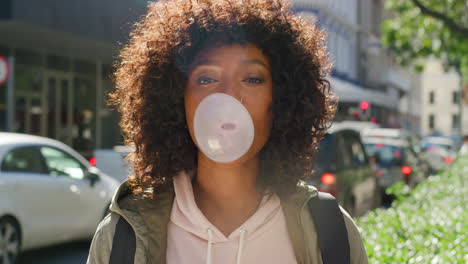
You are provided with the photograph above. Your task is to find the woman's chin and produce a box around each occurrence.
[197,150,259,168]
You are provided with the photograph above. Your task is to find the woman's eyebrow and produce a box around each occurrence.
[241,59,270,70]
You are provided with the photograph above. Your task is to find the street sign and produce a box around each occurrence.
[0,55,9,86]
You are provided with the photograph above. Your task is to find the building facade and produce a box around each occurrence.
[419,59,465,137]
[293,0,415,129]
[0,0,427,157]
[0,0,147,157]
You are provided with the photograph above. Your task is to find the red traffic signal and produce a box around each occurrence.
[360,101,369,111]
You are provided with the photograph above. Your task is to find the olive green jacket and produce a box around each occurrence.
[87,181,368,264]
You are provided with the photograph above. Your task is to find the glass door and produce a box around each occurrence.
[45,73,73,145]
[13,91,42,136]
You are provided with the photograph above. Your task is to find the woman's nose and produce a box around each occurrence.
[220,79,242,102]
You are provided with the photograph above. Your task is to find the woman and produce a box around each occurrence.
[87,0,368,263]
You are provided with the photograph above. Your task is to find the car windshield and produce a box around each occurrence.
[364,143,405,168]
[422,142,453,152]
[315,134,333,170]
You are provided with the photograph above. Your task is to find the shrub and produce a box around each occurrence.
[357,156,468,263]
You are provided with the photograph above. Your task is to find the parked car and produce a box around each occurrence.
[0,132,120,263]
[308,125,380,217]
[362,137,426,194]
[421,136,457,154]
[93,145,135,182]
[362,128,423,153]
[420,137,457,173]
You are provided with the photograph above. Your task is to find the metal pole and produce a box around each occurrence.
[6,56,14,132]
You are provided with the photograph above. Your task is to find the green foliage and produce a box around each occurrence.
[357,156,468,263]
[382,0,468,79]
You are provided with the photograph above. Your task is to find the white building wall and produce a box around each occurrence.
[295,0,359,81]
[420,60,463,136]
[295,0,413,121]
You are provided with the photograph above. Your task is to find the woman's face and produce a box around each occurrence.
[184,44,273,165]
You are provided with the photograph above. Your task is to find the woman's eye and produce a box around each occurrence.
[196,76,217,85]
[244,77,265,84]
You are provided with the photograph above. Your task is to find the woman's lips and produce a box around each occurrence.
[221,122,236,131]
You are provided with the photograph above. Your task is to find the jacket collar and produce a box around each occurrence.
[109,179,317,264]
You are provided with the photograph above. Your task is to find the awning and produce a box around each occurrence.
[329,77,400,109]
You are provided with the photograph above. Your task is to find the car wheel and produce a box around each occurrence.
[0,217,21,264]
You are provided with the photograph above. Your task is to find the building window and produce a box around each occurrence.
[453,91,460,104]
[15,48,43,67]
[429,114,435,129]
[452,114,460,129]
[429,91,435,104]
[73,59,96,76]
[47,55,71,72]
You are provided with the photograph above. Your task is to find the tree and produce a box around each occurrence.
[382,0,468,80]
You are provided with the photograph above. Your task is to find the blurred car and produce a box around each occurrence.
[0,132,119,263]
[308,125,380,217]
[93,145,135,182]
[362,137,426,193]
[361,127,431,174]
[331,120,379,132]
[421,136,457,154]
[362,127,423,153]
[421,136,457,173]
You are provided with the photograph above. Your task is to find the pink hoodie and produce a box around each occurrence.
[167,172,298,264]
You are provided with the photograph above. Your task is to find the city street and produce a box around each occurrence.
[19,241,90,264]
[1,0,468,263]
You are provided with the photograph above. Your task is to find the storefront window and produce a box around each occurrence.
[15,68,43,92]
[100,78,122,148]
[47,55,71,72]
[74,59,96,76]
[0,46,10,131]
[0,83,6,131]
[15,48,43,67]
[13,69,43,135]
[0,45,9,56]
[73,77,96,157]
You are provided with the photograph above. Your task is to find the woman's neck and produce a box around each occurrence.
[193,152,263,236]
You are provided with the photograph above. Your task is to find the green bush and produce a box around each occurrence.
[357,156,468,263]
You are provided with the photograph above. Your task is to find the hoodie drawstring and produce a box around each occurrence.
[205,227,247,264]
[236,228,246,264]
[206,228,213,264]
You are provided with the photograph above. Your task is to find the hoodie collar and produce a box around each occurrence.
[170,170,283,243]
[108,175,318,264]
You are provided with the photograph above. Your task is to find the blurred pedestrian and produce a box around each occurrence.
[87,0,367,263]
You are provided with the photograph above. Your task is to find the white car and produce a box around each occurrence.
[0,132,120,263]
[94,145,135,182]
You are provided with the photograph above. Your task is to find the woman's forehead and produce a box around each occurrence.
[190,43,271,69]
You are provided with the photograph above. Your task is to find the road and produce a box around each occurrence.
[19,241,90,264]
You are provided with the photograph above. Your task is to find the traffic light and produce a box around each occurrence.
[360,101,369,111]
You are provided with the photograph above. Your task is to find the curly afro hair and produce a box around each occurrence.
[110,0,337,198]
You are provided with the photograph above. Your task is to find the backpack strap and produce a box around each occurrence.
[109,216,136,264]
[308,192,351,264]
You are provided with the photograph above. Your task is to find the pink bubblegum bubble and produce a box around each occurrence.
[193,93,254,163]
